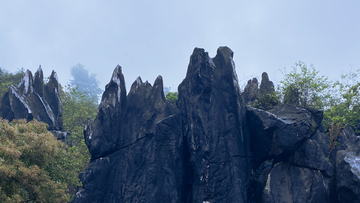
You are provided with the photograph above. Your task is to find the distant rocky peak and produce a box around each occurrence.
[213,46,240,92]
[1,67,63,131]
[34,66,44,97]
[128,75,165,101]
[215,46,234,68]
[130,76,144,93]
[100,65,126,108]
[110,65,123,86]
[48,70,60,91]
[17,69,34,95]
[260,72,275,95]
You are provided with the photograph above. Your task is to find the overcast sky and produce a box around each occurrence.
[1,0,359,93]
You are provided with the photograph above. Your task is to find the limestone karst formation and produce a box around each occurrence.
[0,67,67,140]
[72,47,360,203]
[1,47,359,202]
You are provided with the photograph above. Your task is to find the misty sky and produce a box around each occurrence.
[1,1,359,93]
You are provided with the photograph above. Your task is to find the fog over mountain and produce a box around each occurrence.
[1,1,359,92]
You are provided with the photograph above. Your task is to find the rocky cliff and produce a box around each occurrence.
[0,67,66,140]
[72,47,360,203]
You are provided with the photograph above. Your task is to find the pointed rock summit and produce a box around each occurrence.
[0,67,63,131]
[73,47,360,203]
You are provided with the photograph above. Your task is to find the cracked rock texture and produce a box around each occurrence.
[73,47,360,203]
[73,47,251,203]
[1,67,63,131]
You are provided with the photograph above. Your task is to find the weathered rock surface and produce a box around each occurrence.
[330,126,360,203]
[0,67,63,131]
[73,47,251,203]
[242,78,258,103]
[262,162,327,203]
[74,66,182,202]
[259,72,275,96]
[290,130,333,177]
[51,130,69,142]
[177,47,250,202]
[246,104,322,167]
[73,47,360,203]
[242,72,277,109]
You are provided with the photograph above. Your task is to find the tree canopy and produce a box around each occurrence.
[0,119,78,202]
[323,69,360,134]
[165,91,178,103]
[70,64,102,104]
[60,84,97,171]
[279,61,331,110]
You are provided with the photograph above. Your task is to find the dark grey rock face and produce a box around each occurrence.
[259,72,274,96]
[73,47,251,203]
[0,67,63,131]
[74,66,182,202]
[242,78,258,103]
[177,47,251,202]
[331,126,360,203]
[262,162,327,203]
[290,131,333,177]
[242,72,277,109]
[73,47,360,203]
[246,103,322,167]
[246,104,330,203]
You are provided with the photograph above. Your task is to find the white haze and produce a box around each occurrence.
[1,0,359,94]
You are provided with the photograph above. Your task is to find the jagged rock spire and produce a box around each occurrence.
[0,67,63,131]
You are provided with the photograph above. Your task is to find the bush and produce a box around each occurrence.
[0,119,78,202]
[166,92,178,103]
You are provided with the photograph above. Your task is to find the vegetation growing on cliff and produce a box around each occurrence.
[245,62,360,136]
[0,61,359,201]
[0,119,77,202]
[279,61,332,109]
[0,67,25,108]
[165,91,178,103]
[61,84,97,171]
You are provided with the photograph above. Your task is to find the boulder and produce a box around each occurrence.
[290,134,333,177]
[246,103,323,167]
[0,67,63,130]
[262,162,327,203]
[51,130,69,142]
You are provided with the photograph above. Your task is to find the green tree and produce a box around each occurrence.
[0,119,79,202]
[279,61,331,110]
[166,92,178,103]
[323,69,360,133]
[70,64,102,104]
[61,84,97,172]
[0,67,25,107]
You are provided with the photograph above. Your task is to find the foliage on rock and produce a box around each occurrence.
[165,91,178,103]
[323,69,360,134]
[0,68,25,108]
[279,61,331,109]
[61,84,97,173]
[251,91,280,110]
